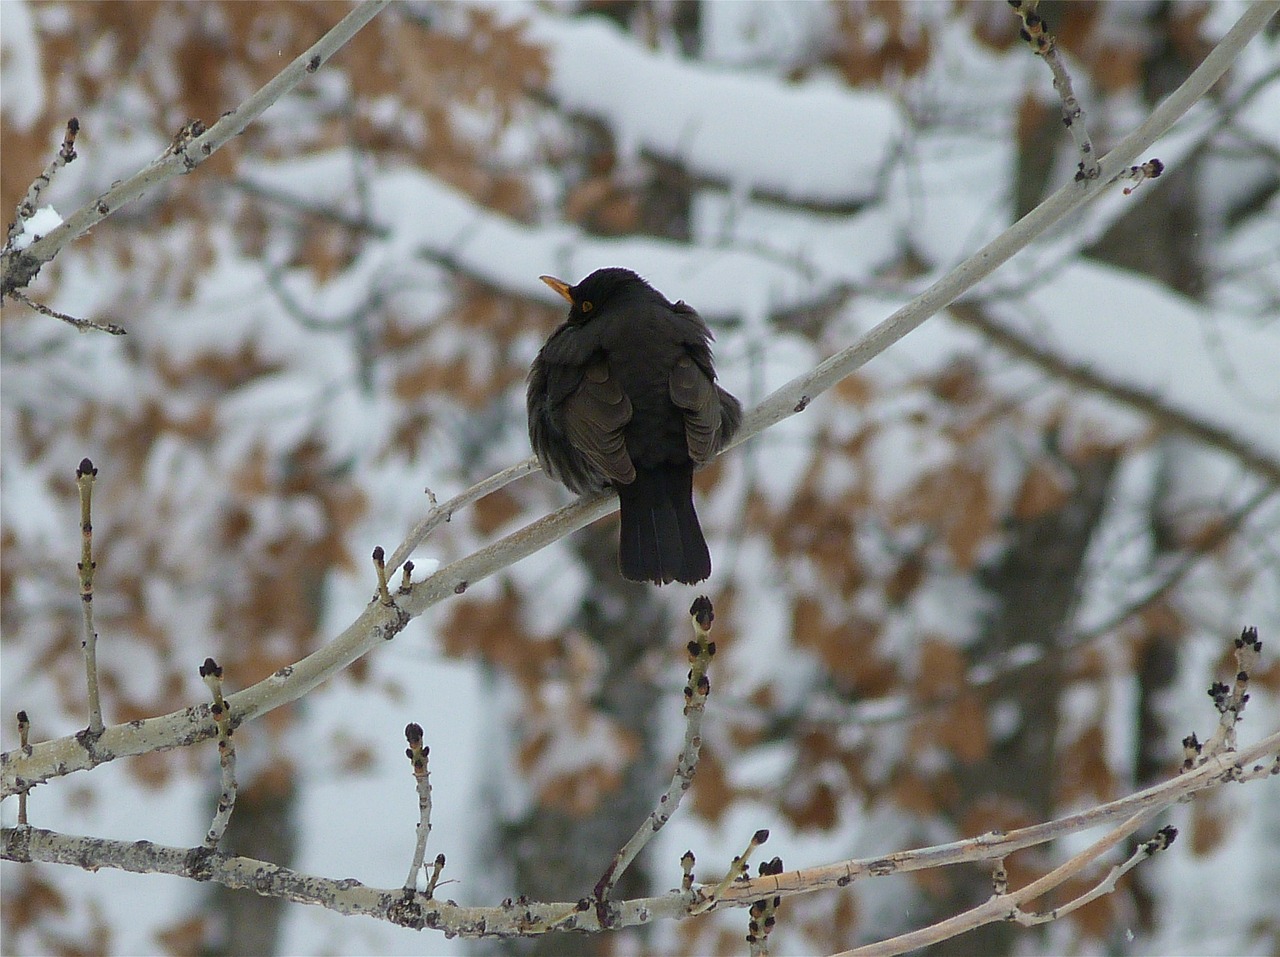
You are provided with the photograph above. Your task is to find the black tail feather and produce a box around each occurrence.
[616,467,710,585]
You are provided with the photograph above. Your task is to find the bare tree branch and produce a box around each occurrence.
[5,729,1276,937]
[0,0,390,301]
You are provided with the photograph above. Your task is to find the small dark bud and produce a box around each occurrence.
[1019,26,1031,42]
[576,898,591,911]
[690,595,714,625]
[68,117,80,133]
[435,853,445,866]
[307,54,322,72]
[17,710,29,724]
[688,641,700,657]
[97,202,109,215]
[199,657,222,678]
[753,828,770,845]
[837,874,851,887]
[454,581,468,594]
[1149,158,1165,177]
[373,546,385,562]
[77,457,95,476]
[707,641,716,657]
[405,723,424,744]
[794,395,810,413]
[404,561,415,574]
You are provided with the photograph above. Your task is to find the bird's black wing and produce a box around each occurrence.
[562,357,635,485]
[669,351,723,466]
[529,324,631,492]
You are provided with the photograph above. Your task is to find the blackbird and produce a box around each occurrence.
[528,268,742,585]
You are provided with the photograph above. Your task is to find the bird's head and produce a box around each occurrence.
[540,268,661,324]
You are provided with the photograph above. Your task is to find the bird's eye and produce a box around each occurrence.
[580,301,594,313]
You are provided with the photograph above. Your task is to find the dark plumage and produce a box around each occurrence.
[527,268,742,585]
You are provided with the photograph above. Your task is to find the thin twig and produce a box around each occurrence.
[594,597,717,903]
[1009,0,1101,180]
[1011,826,1176,926]
[690,828,771,916]
[16,713,30,826]
[836,628,1272,956]
[200,658,237,849]
[841,806,1164,956]
[6,288,126,336]
[402,723,433,892]
[747,857,784,957]
[372,546,392,605]
[75,459,104,735]
[385,457,540,576]
[4,118,79,248]
[713,728,1280,909]
[1201,626,1261,760]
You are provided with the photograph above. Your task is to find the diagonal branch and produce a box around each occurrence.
[0,0,390,300]
[948,302,1280,485]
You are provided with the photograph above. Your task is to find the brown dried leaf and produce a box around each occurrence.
[1058,724,1115,806]
[1013,461,1072,521]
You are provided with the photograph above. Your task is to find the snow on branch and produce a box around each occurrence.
[949,301,1280,485]
[523,10,900,209]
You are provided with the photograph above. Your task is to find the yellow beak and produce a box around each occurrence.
[539,275,574,305]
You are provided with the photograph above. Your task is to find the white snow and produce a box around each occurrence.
[0,0,45,129]
[525,10,902,207]
[10,204,63,251]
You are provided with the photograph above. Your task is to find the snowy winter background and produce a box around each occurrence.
[3,1,1279,955]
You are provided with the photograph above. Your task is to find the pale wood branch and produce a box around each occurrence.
[4,730,1275,939]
